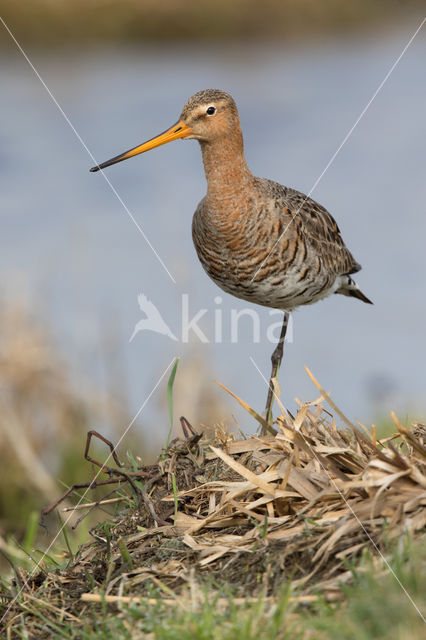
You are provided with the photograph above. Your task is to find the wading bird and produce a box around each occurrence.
[91,89,372,430]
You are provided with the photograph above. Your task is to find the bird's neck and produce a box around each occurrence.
[199,131,252,213]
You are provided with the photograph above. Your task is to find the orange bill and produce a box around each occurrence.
[90,120,192,172]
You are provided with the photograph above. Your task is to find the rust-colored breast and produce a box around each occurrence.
[192,177,361,310]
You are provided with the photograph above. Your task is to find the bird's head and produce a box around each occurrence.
[179,89,239,142]
[90,89,238,172]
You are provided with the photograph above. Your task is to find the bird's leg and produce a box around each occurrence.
[263,312,289,432]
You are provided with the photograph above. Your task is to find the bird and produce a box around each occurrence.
[90,89,372,432]
[129,293,178,343]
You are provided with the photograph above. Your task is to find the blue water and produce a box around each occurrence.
[1,27,426,446]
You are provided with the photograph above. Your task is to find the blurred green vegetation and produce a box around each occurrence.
[0,0,424,48]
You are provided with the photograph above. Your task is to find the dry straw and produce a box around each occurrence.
[2,375,425,627]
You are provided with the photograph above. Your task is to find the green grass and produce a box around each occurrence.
[310,539,426,640]
[163,357,180,455]
[3,536,424,639]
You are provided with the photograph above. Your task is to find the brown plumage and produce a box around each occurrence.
[91,88,372,428]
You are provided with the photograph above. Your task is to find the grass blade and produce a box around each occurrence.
[164,358,179,450]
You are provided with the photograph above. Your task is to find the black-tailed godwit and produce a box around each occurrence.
[91,89,372,429]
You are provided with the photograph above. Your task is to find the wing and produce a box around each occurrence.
[262,179,361,277]
[137,293,163,321]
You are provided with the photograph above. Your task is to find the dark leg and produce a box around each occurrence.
[263,312,289,432]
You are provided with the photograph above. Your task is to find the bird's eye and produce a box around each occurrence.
[206,106,216,116]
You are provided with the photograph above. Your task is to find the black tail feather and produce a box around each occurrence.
[347,288,373,304]
[336,277,373,304]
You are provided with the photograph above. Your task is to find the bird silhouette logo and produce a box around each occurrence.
[129,294,178,342]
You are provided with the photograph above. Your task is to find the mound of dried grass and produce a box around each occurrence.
[2,373,425,634]
[5,378,426,618]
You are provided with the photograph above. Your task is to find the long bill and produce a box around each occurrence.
[90,120,192,172]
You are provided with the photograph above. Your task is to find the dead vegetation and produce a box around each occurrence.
[2,378,425,635]
[0,300,144,558]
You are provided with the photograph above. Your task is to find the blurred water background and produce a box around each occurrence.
[0,0,425,543]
